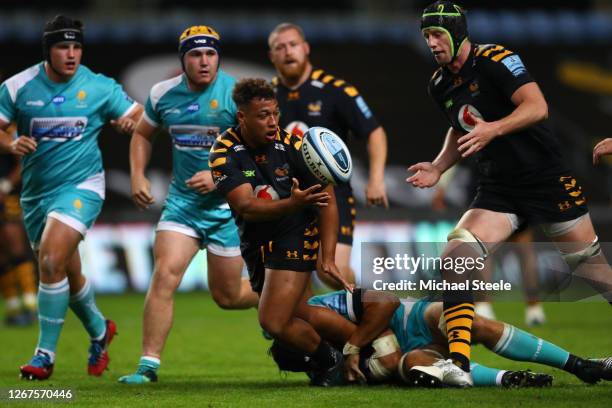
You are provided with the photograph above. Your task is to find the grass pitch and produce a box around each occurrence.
[1,293,611,407]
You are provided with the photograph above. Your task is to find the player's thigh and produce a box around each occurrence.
[206,252,244,292]
[547,213,597,246]
[38,217,83,274]
[423,302,448,346]
[259,268,311,325]
[153,231,200,279]
[455,208,515,243]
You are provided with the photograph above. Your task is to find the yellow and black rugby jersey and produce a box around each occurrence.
[428,43,569,184]
[209,125,324,245]
[273,68,379,142]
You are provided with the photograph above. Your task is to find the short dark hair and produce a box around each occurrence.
[44,15,83,33]
[232,78,276,109]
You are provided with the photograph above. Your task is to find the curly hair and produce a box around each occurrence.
[232,78,276,109]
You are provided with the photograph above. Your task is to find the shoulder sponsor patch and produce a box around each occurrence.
[501,54,527,77]
[355,96,373,119]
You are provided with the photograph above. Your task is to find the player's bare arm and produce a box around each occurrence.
[457,82,548,157]
[317,185,350,290]
[225,178,329,222]
[343,290,400,382]
[0,120,37,156]
[407,127,461,188]
[366,126,389,207]
[593,137,612,165]
[129,118,157,209]
[186,170,216,194]
[111,103,144,136]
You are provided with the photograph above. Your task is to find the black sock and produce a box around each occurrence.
[311,341,335,369]
[563,354,581,374]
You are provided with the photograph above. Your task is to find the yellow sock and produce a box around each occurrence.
[443,302,475,371]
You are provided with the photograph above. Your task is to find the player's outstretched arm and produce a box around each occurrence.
[111,104,144,136]
[593,138,612,165]
[130,119,157,210]
[407,127,461,188]
[366,126,389,207]
[225,178,329,222]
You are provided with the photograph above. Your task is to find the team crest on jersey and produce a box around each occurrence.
[288,91,300,101]
[285,121,309,138]
[210,99,218,109]
[255,154,267,164]
[76,90,88,108]
[458,104,483,132]
[308,101,322,116]
[254,185,279,200]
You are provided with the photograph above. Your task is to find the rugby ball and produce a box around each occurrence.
[300,127,352,185]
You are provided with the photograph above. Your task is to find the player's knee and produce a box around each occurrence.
[210,287,239,309]
[559,238,601,271]
[38,250,67,279]
[151,264,183,293]
[259,315,289,339]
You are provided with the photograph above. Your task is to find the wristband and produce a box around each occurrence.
[342,342,360,356]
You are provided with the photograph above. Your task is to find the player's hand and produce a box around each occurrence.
[110,117,137,135]
[131,174,155,210]
[457,114,498,158]
[366,179,389,208]
[406,162,441,188]
[343,353,367,384]
[320,258,352,292]
[186,170,216,194]
[289,178,329,208]
[593,138,612,165]
[10,135,37,156]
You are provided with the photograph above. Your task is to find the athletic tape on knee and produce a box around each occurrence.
[560,237,601,271]
[367,334,400,381]
[447,228,489,258]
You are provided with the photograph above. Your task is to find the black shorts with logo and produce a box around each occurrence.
[470,174,588,227]
[242,221,319,293]
[335,184,356,246]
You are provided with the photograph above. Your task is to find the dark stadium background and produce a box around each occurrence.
[1,0,611,292]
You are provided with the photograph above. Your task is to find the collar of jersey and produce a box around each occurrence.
[442,43,475,78]
[40,61,82,87]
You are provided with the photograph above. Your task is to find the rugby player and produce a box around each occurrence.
[268,23,389,287]
[272,289,611,388]
[407,1,612,381]
[209,78,349,386]
[119,25,258,384]
[0,15,143,380]
[0,138,37,326]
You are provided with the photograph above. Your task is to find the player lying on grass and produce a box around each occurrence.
[270,289,612,387]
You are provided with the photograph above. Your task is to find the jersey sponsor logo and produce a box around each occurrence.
[30,117,88,141]
[163,108,181,115]
[501,54,527,77]
[274,143,285,151]
[254,185,279,200]
[52,95,66,105]
[64,31,76,40]
[243,170,256,177]
[286,250,299,260]
[444,99,453,109]
[212,170,227,184]
[233,144,245,152]
[285,121,308,138]
[26,100,44,107]
[274,164,289,178]
[308,101,322,116]
[187,103,200,112]
[169,125,219,150]
[457,104,483,132]
[355,96,373,119]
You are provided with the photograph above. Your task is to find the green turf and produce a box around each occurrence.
[1,293,611,407]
